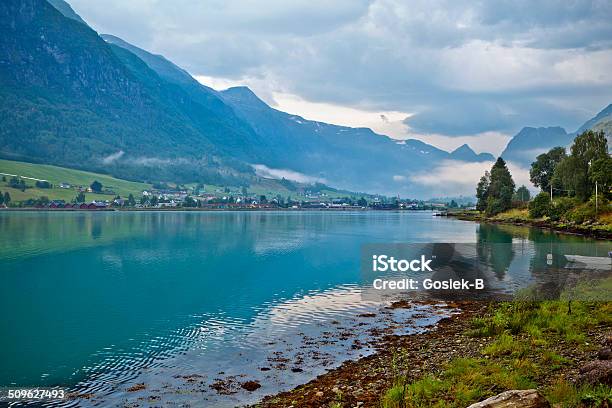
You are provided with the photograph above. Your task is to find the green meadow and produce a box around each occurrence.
[0,159,151,202]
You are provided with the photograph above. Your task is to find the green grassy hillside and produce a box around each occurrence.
[0,159,151,202]
[0,159,371,204]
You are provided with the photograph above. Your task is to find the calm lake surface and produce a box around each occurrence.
[0,211,607,407]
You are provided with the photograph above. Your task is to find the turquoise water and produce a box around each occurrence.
[0,211,606,406]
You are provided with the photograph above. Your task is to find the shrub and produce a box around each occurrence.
[35,180,52,188]
[566,200,598,223]
[528,192,551,218]
[548,197,578,221]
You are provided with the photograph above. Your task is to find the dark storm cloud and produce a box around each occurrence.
[68,0,612,136]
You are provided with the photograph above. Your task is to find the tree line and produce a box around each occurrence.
[476,130,610,220]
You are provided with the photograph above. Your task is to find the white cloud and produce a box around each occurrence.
[101,150,124,164]
[407,159,532,197]
[252,164,326,184]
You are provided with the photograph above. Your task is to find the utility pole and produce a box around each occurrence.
[595,181,598,214]
[550,183,553,202]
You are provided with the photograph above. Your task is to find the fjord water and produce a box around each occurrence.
[0,211,605,405]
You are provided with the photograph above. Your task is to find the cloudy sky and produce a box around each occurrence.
[68,0,612,156]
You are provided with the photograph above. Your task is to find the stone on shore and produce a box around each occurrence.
[466,389,550,408]
[578,360,612,386]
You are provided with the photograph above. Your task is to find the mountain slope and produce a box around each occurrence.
[46,0,86,24]
[101,33,259,149]
[579,104,612,152]
[0,0,256,184]
[220,86,455,194]
[575,104,612,135]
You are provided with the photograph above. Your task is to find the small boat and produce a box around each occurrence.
[564,254,612,270]
[432,211,448,217]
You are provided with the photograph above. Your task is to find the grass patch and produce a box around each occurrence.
[546,379,612,408]
[382,300,611,407]
[491,208,530,222]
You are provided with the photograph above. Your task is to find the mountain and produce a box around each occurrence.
[500,105,611,168]
[450,144,495,162]
[0,0,497,197]
[0,0,258,184]
[219,86,457,195]
[500,127,574,168]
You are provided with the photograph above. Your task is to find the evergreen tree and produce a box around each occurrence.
[485,158,515,216]
[128,193,136,206]
[75,191,86,203]
[476,171,490,212]
[3,191,11,205]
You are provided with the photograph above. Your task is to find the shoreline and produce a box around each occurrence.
[447,211,612,240]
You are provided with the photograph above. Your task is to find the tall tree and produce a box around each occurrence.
[476,171,490,212]
[486,158,515,215]
[552,130,608,201]
[529,147,566,191]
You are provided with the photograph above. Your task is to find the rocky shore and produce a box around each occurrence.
[252,300,612,408]
[252,301,489,407]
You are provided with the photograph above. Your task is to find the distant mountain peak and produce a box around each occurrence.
[449,143,494,162]
[451,144,475,155]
